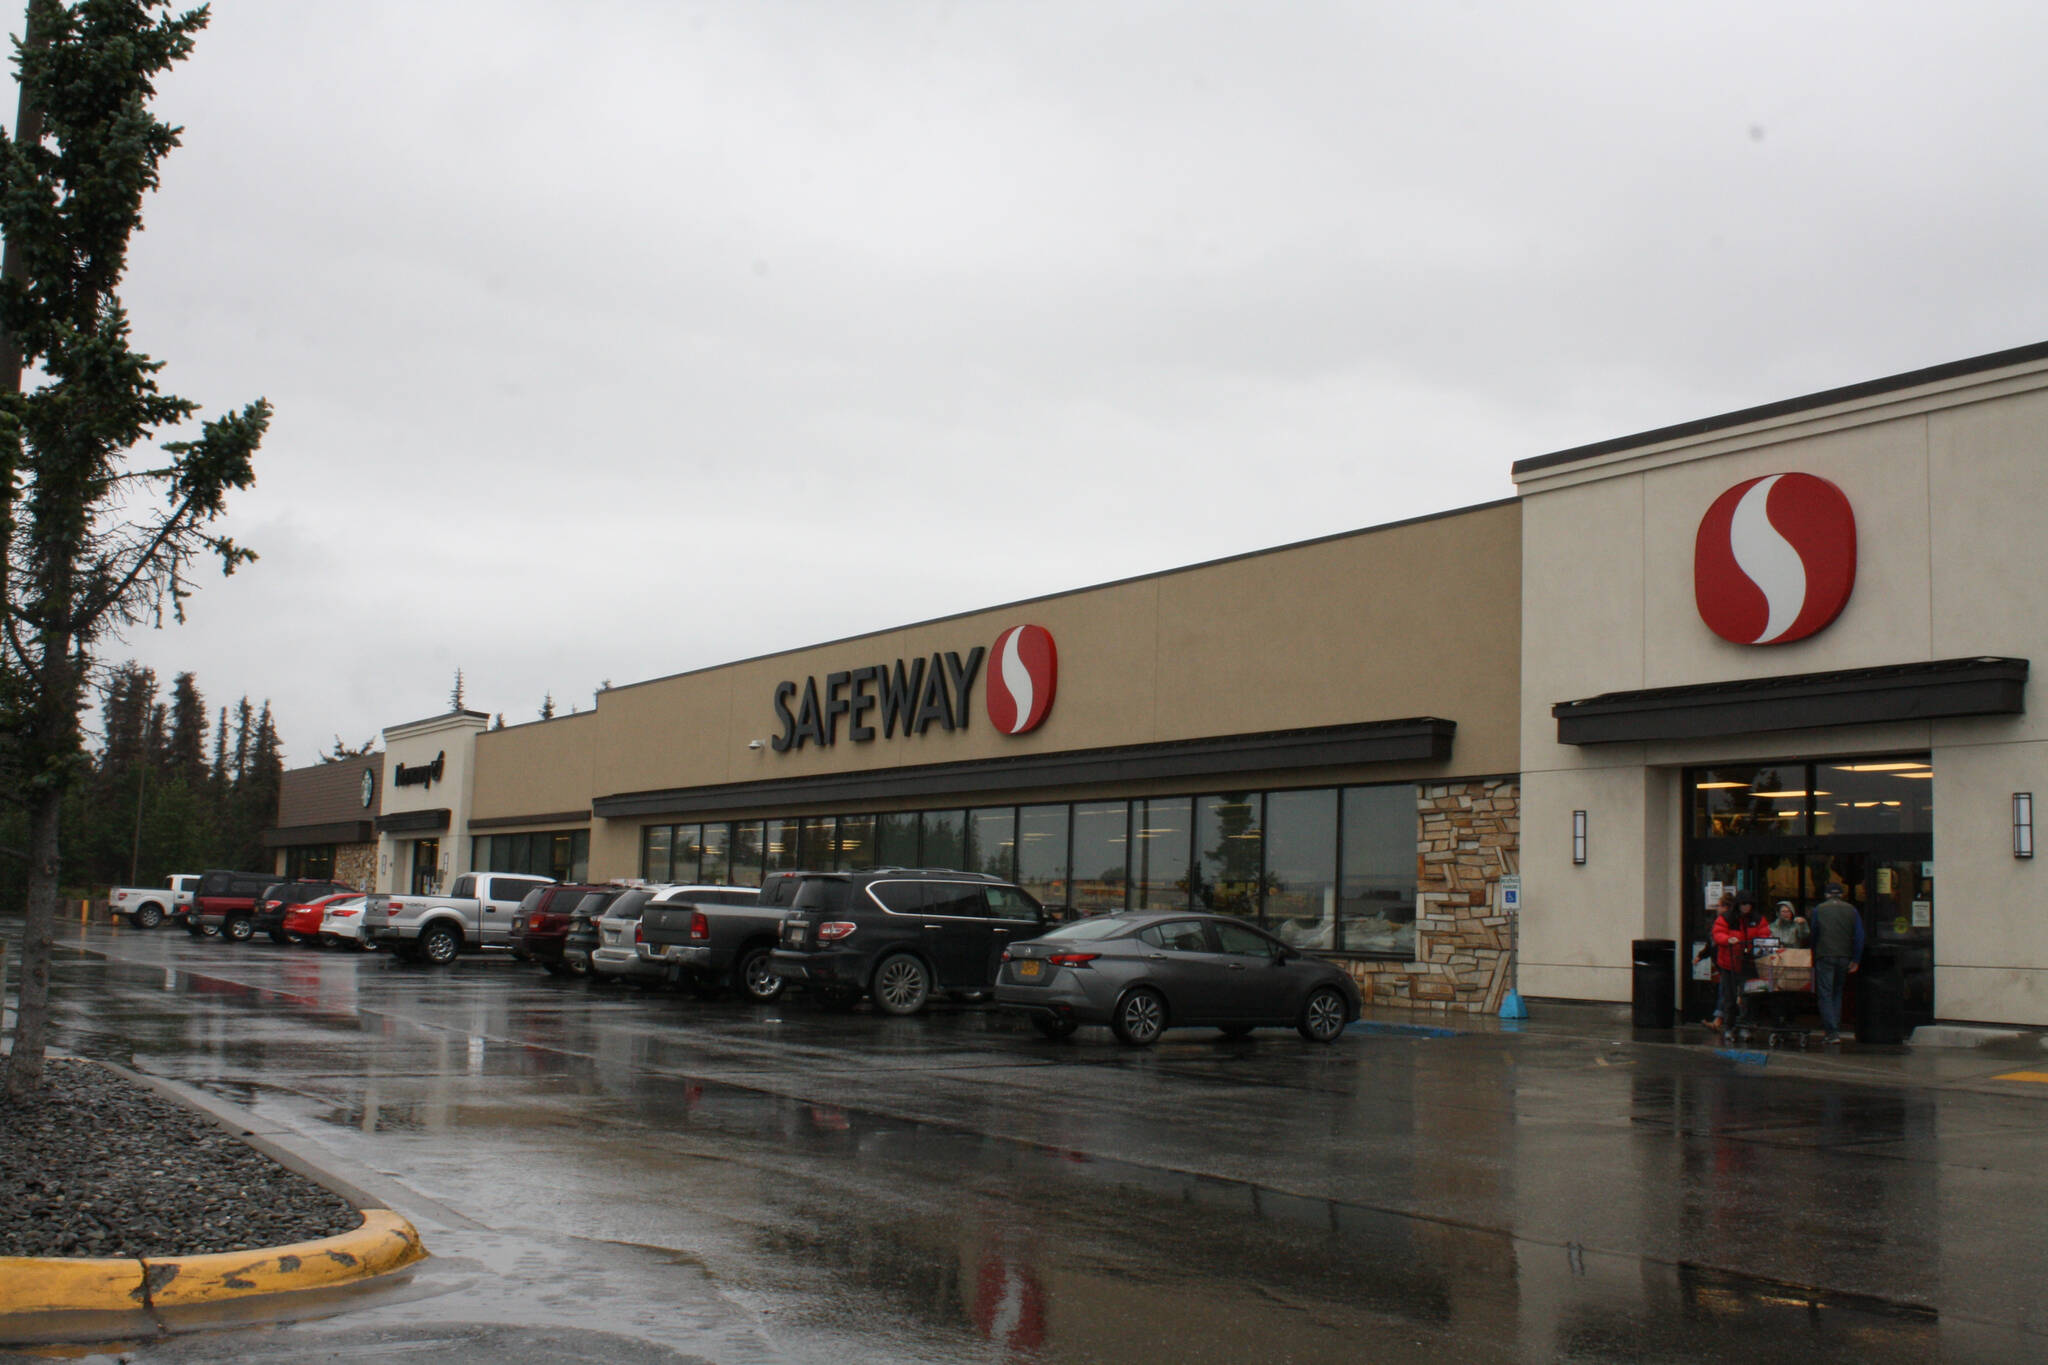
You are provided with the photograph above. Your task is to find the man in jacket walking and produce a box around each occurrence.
[1810,882,1864,1044]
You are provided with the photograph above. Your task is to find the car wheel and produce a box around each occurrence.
[871,953,932,1016]
[1297,986,1348,1043]
[135,903,163,930]
[184,920,207,938]
[541,959,570,977]
[419,924,462,966]
[1112,988,1167,1047]
[273,930,296,945]
[736,947,787,1003]
[1218,1024,1255,1039]
[1030,1015,1079,1040]
[223,915,254,943]
[356,939,378,953]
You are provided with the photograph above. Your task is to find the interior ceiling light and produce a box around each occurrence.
[1751,789,1827,798]
[1695,781,1748,789]
[1831,761,1933,772]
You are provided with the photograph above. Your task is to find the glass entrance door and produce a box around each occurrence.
[1684,757,1934,1029]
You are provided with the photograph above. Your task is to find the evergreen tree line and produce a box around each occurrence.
[0,662,288,902]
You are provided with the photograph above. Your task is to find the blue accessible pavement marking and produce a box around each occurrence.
[1715,1048,1772,1065]
[1348,1021,1461,1040]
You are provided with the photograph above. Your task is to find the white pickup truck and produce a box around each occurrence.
[109,874,202,930]
[363,871,554,966]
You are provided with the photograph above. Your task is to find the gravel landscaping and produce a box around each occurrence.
[0,1058,362,1259]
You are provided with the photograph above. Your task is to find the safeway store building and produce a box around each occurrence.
[306,339,2048,1027]
[1516,340,2048,1029]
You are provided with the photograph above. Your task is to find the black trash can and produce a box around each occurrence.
[1631,938,1677,1028]
[1856,945,1907,1045]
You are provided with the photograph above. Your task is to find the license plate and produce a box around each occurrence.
[1017,959,1041,978]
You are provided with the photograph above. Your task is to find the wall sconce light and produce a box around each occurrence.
[2015,792,2034,859]
[747,739,765,751]
[1572,810,1588,865]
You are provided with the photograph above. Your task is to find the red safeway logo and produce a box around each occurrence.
[986,624,1057,735]
[1694,473,1857,645]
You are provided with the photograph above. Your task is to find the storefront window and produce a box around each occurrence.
[1133,797,1191,912]
[1194,793,1262,917]
[731,821,765,886]
[1692,765,1809,838]
[1016,804,1070,909]
[763,818,797,874]
[286,845,337,880]
[1815,759,1934,836]
[699,823,731,884]
[641,826,672,883]
[800,816,837,871]
[920,810,965,869]
[1341,784,1418,956]
[838,814,875,871]
[1264,788,1337,948]
[548,830,588,884]
[968,807,1016,881]
[672,824,704,883]
[1070,801,1129,914]
[875,812,918,867]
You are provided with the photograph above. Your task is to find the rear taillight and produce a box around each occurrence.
[689,912,710,941]
[388,901,405,912]
[1048,953,1099,966]
[331,908,357,918]
[633,922,644,945]
[816,921,856,942]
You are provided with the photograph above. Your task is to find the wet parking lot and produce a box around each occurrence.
[11,920,2048,1362]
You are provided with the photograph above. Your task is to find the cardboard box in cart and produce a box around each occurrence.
[1757,946,1813,993]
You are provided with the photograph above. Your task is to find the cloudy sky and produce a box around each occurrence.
[60,1,2048,763]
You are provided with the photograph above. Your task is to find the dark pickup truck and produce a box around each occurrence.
[641,874,805,1001]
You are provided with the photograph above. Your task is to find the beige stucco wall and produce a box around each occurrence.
[1518,357,2048,1021]
[374,712,487,894]
[470,500,1523,883]
[472,711,599,822]
[591,500,1521,795]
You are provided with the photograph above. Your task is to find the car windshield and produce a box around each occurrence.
[1036,916,1132,941]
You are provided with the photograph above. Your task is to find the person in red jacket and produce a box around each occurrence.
[1709,893,1770,1041]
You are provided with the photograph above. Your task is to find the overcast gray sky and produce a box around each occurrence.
[65,1,2048,762]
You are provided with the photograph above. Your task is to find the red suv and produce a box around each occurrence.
[512,884,610,975]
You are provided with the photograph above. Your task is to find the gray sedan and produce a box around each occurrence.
[994,911,1362,1046]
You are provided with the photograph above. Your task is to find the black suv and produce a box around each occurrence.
[254,879,356,944]
[768,868,1046,1015]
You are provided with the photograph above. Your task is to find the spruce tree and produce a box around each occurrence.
[0,1,268,1098]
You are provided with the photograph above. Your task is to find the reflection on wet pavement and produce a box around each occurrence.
[15,922,2046,1362]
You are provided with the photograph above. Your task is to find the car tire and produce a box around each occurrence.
[419,923,462,967]
[1297,986,1348,1043]
[273,929,295,945]
[1030,1015,1079,1040]
[1111,988,1167,1047]
[135,903,163,930]
[184,920,207,938]
[817,987,861,1012]
[736,946,786,1003]
[1217,1024,1255,1039]
[871,953,932,1016]
[541,959,570,977]
[223,915,254,943]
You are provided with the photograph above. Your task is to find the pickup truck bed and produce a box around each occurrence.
[641,881,797,1002]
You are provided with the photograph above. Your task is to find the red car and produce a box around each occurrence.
[283,892,360,946]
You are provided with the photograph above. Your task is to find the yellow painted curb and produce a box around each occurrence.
[0,1209,426,1319]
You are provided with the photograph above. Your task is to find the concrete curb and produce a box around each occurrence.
[0,1207,425,1320]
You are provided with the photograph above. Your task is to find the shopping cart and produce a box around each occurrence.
[1733,944,1814,1049]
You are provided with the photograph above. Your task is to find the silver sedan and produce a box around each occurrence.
[994,911,1362,1046]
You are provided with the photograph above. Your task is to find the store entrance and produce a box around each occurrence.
[1683,758,1935,1030]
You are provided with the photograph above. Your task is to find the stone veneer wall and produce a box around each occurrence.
[1344,778,1519,1015]
[335,843,378,894]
